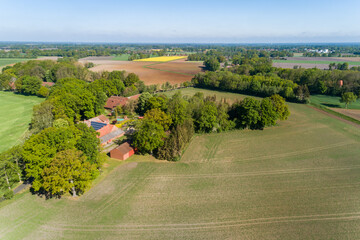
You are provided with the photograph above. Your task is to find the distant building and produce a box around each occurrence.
[104,94,141,110]
[110,142,135,160]
[41,82,55,87]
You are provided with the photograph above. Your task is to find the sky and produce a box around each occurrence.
[0,0,359,43]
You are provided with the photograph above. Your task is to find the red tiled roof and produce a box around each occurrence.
[114,142,134,155]
[42,82,55,87]
[105,96,127,109]
[104,94,141,109]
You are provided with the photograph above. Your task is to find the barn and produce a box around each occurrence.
[110,142,135,160]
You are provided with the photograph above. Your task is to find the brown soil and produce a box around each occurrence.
[273,63,330,69]
[330,108,360,122]
[79,58,204,85]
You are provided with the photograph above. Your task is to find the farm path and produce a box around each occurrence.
[307,105,360,128]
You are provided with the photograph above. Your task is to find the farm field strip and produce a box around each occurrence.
[273,59,360,65]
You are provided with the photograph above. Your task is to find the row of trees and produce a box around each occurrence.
[131,92,290,160]
[191,71,303,102]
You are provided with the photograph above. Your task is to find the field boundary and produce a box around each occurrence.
[309,103,360,127]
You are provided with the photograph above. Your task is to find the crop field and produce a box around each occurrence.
[0,92,44,153]
[1,89,360,239]
[273,57,360,69]
[111,54,131,61]
[0,58,33,70]
[80,58,203,85]
[133,56,186,62]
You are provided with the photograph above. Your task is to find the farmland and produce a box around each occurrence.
[79,57,203,85]
[1,89,360,239]
[0,92,44,153]
[0,58,33,70]
[273,57,360,69]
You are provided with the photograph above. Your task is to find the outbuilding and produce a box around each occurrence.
[110,142,135,160]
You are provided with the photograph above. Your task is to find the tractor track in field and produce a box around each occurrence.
[42,212,360,232]
[145,165,360,180]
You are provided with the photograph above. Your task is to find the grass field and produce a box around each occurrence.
[0,92,44,153]
[134,56,186,62]
[111,54,131,61]
[273,59,360,65]
[1,89,360,239]
[311,94,360,110]
[0,58,33,68]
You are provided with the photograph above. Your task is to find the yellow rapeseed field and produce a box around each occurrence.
[133,56,186,62]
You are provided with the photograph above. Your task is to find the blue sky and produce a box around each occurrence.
[0,0,359,43]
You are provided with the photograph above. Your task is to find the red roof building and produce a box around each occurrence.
[110,142,135,160]
[42,82,55,87]
[104,94,141,110]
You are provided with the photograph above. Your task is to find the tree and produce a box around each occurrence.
[37,86,49,97]
[204,57,220,71]
[137,92,153,115]
[132,119,166,154]
[124,73,140,87]
[340,92,357,108]
[194,101,218,132]
[16,76,42,95]
[230,97,261,129]
[258,98,278,129]
[166,92,189,127]
[76,123,102,168]
[30,101,55,134]
[269,94,290,120]
[144,108,172,131]
[41,149,95,197]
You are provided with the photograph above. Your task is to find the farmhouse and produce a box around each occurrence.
[110,142,135,160]
[84,116,124,145]
[104,94,141,110]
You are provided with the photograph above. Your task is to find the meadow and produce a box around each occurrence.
[0,89,360,239]
[310,94,360,110]
[0,58,32,69]
[111,54,131,61]
[0,92,44,153]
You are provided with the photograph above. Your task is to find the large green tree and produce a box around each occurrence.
[132,119,166,154]
[144,109,172,131]
[42,149,95,197]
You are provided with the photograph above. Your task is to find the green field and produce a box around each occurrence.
[273,59,360,65]
[0,58,33,68]
[1,89,360,239]
[311,94,360,110]
[0,92,44,153]
[111,54,131,61]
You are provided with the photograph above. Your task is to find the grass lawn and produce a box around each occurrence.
[111,54,131,61]
[273,59,360,65]
[1,90,360,239]
[311,94,360,110]
[0,92,44,153]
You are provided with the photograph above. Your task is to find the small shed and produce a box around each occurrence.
[110,142,135,160]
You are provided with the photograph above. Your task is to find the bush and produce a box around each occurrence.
[3,189,14,199]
